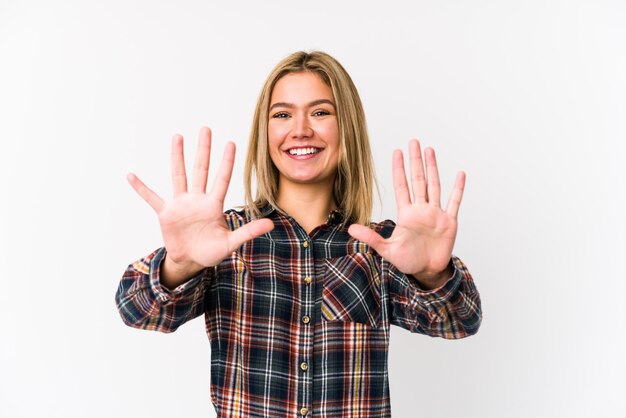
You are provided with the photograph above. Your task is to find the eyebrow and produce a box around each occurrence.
[269,99,336,111]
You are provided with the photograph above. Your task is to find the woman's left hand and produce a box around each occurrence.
[348,140,465,289]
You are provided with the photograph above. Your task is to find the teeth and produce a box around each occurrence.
[289,147,319,156]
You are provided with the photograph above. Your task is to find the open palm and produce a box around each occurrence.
[348,140,465,288]
[127,127,274,285]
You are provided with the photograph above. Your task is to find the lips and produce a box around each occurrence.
[287,147,321,156]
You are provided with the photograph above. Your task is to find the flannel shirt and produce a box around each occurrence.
[116,206,482,417]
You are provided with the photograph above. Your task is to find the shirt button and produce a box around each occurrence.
[300,362,308,371]
[304,277,312,285]
[300,407,309,416]
[302,315,310,324]
[302,241,309,248]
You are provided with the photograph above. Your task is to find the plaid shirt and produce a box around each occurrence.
[116,206,482,418]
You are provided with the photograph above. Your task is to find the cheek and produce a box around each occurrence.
[268,119,289,137]
[267,124,280,146]
[321,123,340,148]
[267,129,283,166]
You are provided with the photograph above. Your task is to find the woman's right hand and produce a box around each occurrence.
[127,127,275,288]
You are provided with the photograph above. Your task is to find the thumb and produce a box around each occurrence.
[348,224,387,254]
[227,218,275,252]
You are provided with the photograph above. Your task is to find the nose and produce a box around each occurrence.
[291,114,313,139]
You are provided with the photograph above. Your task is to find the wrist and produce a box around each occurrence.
[161,256,204,290]
[410,260,454,290]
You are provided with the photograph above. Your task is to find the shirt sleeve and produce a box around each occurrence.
[387,255,482,339]
[115,247,212,333]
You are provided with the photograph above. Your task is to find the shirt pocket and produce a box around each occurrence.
[321,252,382,328]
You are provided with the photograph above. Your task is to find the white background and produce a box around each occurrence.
[1,1,624,417]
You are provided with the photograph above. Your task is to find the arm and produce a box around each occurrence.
[349,139,481,337]
[388,255,482,338]
[116,127,274,331]
[115,248,211,333]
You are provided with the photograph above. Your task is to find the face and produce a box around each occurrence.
[267,71,340,191]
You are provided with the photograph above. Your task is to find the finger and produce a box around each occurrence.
[392,150,411,209]
[446,171,466,219]
[209,142,236,204]
[127,173,165,213]
[227,218,275,252]
[409,139,427,204]
[191,127,212,193]
[171,134,187,196]
[424,147,441,207]
[347,224,388,255]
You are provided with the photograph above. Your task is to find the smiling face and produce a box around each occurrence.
[268,71,340,192]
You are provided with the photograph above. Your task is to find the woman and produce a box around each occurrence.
[117,51,481,418]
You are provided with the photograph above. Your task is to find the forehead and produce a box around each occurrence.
[270,72,334,104]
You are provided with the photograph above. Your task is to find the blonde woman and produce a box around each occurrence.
[117,51,482,418]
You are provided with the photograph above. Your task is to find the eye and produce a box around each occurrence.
[313,110,331,117]
[271,112,289,119]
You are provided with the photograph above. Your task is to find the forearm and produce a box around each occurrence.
[115,248,209,332]
[390,256,482,338]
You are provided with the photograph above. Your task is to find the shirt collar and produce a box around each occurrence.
[258,204,346,226]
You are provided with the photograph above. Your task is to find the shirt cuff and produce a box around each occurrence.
[148,248,205,304]
[406,256,464,303]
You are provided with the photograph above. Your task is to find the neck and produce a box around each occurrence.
[276,180,336,234]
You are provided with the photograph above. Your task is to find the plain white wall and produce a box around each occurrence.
[1,0,624,417]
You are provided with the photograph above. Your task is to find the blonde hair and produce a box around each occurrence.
[244,51,377,225]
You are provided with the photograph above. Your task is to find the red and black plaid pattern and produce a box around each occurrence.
[116,207,482,417]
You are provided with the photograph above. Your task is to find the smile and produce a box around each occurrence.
[287,147,321,156]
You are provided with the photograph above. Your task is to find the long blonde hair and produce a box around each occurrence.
[244,51,377,225]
